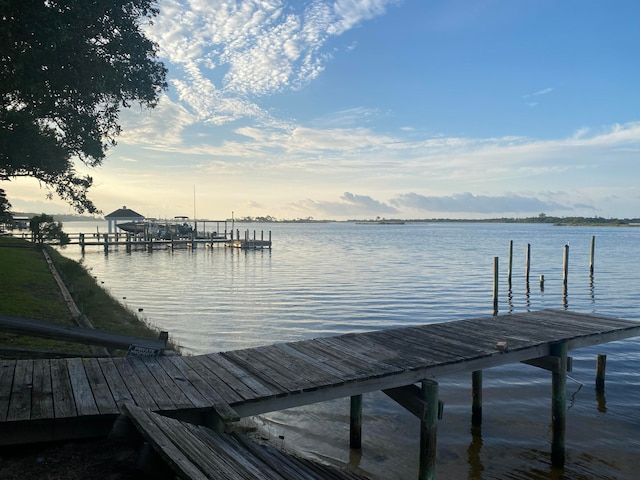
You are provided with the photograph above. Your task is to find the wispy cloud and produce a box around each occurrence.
[146,0,398,127]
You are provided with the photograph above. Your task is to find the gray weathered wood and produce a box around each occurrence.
[66,358,99,416]
[96,357,134,407]
[31,359,53,420]
[7,359,33,421]
[50,358,77,418]
[82,358,119,414]
[0,360,15,421]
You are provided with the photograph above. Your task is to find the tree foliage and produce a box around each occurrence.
[0,188,12,225]
[29,213,69,245]
[0,0,167,213]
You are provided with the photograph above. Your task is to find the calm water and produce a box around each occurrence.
[57,221,640,479]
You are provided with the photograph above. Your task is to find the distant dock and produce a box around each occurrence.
[64,226,272,252]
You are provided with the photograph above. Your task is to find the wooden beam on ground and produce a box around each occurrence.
[0,314,167,352]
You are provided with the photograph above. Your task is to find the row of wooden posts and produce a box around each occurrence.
[492,235,597,313]
[485,235,605,471]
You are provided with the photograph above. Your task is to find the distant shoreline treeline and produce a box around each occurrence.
[10,212,639,227]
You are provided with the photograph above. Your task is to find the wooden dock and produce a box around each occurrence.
[2,309,640,478]
[61,228,272,252]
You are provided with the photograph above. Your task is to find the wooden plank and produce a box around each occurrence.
[0,360,16,421]
[311,336,401,375]
[206,352,280,398]
[148,411,244,479]
[163,356,239,422]
[182,356,244,404]
[50,358,77,418]
[155,356,209,409]
[194,427,284,480]
[273,342,348,382]
[97,357,134,407]
[345,330,461,367]
[314,337,402,376]
[127,357,176,410]
[419,320,531,351]
[124,405,208,480]
[389,323,495,362]
[7,359,33,421]
[403,323,502,357]
[66,358,99,416]
[225,345,327,393]
[82,358,119,415]
[281,341,365,380]
[195,355,262,402]
[31,359,54,420]
[335,332,429,368]
[138,357,194,409]
[254,344,345,389]
[111,357,158,410]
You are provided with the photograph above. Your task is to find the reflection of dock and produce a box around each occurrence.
[2,310,639,478]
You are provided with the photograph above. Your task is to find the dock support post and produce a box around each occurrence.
[350,394,363,449]
[525,243,531,284]
[80,233,85,253]
[103,233,109,254]
[596,354,606,392]
[550,341,567,468]
[563,244,569,294]
[492,257,499,315]
[507,240,513,285]
[471,370,482,426]
[590,235,596,276]
[419,379,439,480]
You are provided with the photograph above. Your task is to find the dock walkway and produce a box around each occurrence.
[2,309,640,477]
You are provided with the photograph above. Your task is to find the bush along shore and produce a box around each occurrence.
[0,236,170,358]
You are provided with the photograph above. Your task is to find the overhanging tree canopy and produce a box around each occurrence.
[0,0,167,213]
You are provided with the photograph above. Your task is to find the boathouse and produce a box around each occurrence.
[104,206,144,234]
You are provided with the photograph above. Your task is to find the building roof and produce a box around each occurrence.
[104,206,144,219]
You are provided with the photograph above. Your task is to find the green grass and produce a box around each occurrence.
[0,236,166,357]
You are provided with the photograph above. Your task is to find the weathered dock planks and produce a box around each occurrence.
[1,309,639,449]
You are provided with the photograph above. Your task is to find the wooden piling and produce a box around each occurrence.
[507,240,513,285]
[550,341,567,467]
[419,379,439,480]
[525,243,531,284]
[563,244,569,296]
[539,274,544,291]
[350,394,363,449]
[596,354,607,392]
[103,233,109,254]
[471,370,482,426]
[590,235,596,276]
[492,257,499,315]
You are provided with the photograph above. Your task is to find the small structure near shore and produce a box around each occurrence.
[104,206,144,234]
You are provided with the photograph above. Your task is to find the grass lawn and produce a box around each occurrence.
[0,236,162,357]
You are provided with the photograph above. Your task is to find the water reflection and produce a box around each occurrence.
[467,426,484,480]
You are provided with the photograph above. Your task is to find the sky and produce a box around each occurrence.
[6,0,640,220]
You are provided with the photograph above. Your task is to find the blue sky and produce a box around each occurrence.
[8,0,640,220]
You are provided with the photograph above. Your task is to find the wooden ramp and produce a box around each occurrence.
[124,404,367,480]
[2,309,640,475]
